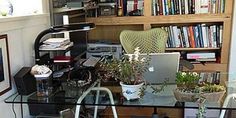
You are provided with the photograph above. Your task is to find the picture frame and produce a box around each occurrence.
[0,34,11,96]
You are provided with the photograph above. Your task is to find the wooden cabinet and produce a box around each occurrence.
[86,0,234,84]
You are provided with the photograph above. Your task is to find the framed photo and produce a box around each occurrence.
[0,34,11,96]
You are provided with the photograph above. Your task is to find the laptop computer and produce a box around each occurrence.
[141,52,180,84]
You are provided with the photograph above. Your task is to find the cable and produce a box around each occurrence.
[20,95,23,118]
[12,93,19,118]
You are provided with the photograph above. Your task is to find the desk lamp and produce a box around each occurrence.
[34,22,95,64]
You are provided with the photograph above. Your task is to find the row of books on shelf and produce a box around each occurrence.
[153,0,225,16]
[198,71,220,84]
[117,0,144,16]
[161,24,223,48]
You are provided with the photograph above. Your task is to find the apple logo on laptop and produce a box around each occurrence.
[148,66,154,72]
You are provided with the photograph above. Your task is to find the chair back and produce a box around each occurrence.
[120,28,168,54]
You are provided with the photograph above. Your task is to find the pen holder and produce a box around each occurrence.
[34,70,52,97]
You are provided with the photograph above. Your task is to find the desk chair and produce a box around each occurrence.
[120,28,168,54]
[120,28,168,118]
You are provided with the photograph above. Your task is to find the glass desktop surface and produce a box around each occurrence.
[6,82,235,110]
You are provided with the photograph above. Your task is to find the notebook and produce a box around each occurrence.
[141,52,180,84]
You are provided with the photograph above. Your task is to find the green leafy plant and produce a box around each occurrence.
[200,84,225,93]
[176,71,201,90]
[99,47,167,96]
[99,47,150,85]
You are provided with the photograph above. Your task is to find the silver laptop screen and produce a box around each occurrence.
[141,52,180,84]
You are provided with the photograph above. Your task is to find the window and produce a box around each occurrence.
[0,0,43,16]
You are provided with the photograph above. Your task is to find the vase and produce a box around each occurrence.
[120,82,144,100]
[0,0,13,16]
[173,88,226,102]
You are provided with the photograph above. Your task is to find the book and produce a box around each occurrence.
[196,58,217,62]
[43,38,70,44]
[200,0,209,13]
[187,52,216,59]
[39,42,73,51]
[53,56,72,63]
[188,26,196,48]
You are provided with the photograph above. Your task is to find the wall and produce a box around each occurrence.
[0,14,50,118]
[229,0,236,82]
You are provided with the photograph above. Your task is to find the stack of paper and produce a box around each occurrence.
[39,38,73,50]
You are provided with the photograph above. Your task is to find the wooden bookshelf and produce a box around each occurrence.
[85,0,234,117]
[166,47,221,51]
[87,14,231,25]
[86,0,234,76]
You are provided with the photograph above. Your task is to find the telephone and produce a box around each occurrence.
[66,68,93,88]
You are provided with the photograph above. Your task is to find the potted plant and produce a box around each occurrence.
[99,47,165,100]
[174,71,226,102]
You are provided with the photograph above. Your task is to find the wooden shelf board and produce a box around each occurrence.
[184,63,227,72]
[87,14,231,25]
[53,7,84,13]
[166,48,220,51]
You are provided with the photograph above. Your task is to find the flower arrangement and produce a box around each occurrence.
[176,71,201,90]
[175,71,225,93]
[99,47,167,100]
[99,47,150,85]
[174,71,226,103]
[175,72,226,117]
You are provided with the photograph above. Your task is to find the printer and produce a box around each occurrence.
[87,43,122,59]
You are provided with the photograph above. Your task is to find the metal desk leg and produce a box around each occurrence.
[91,87,118,118]
[75,84,118,118]
[74,86,94,118]
[219,93,236,118]
[93,82,101,118]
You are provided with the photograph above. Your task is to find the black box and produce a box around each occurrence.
[14,67,36,95]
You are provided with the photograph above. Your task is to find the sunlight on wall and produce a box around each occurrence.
[0,0,43,16]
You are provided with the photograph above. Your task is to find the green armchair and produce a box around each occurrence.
[120,28,168,54]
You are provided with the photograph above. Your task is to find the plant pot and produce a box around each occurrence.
[120,82,144,100]
[173,88,226,102]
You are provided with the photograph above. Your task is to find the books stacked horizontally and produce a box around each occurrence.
[53,56,72,63]
[39,38,73,50]
[187,52,216,63]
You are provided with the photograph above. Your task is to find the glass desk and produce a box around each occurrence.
[4,79,236,118]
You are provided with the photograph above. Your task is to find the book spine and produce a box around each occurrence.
[153,0,157,15]
[201,24,208,48]
[173,26,181,47]
[178,28,184,47]
[219,25,223,47]
[159,0,163,15]
[183,26,190,47]
[184,0,188,14]
[175,0,180,14]
[194,26,200,48]
[164,0,169,15]
[162,0,166,15]
[188,26,196,48]
[171,0,175,14]
[191,0,195,14]
[220,0,225,13]
[188,0,192,14]
[180,0,185,14]
[197,24,204,48]
[170,25,176,47]
[180,27,186,47]
[216,25,220,47]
